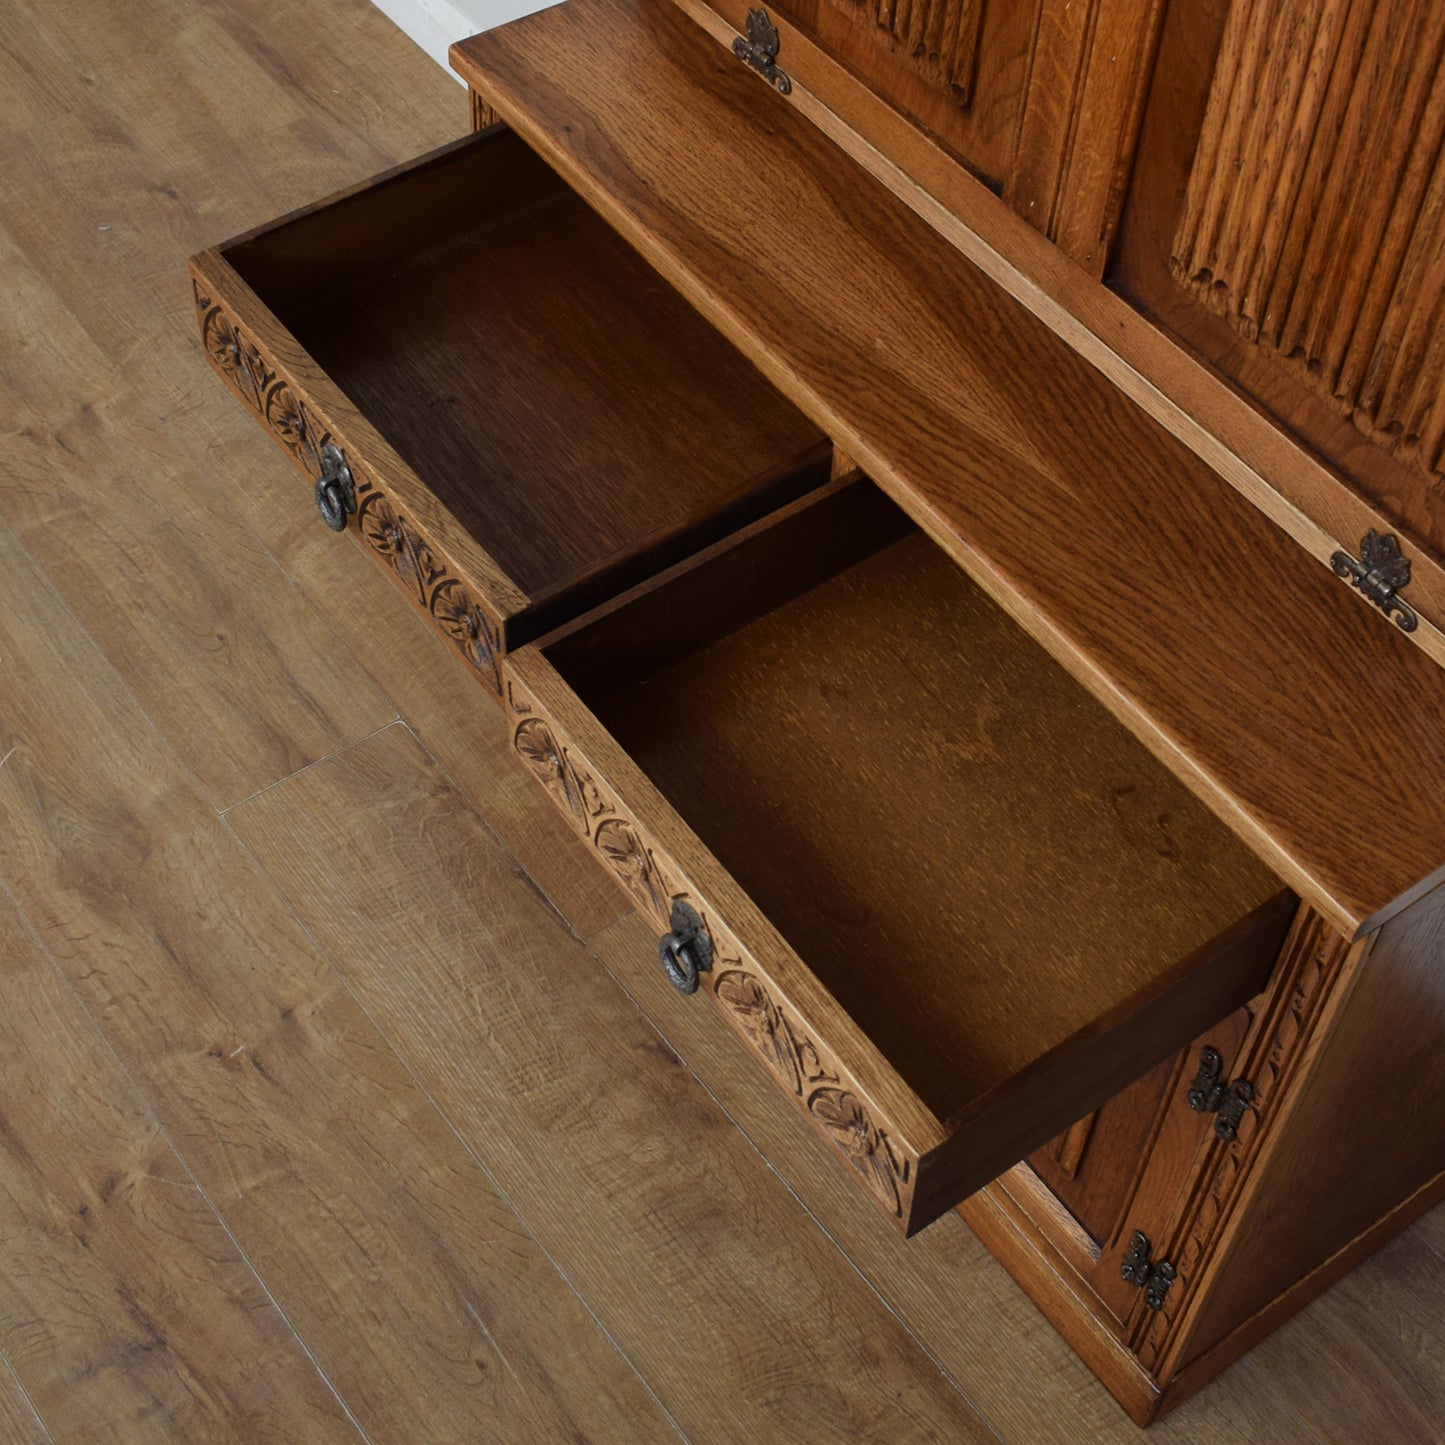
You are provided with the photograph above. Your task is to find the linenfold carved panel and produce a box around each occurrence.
[194,284,503,696]
[814,0,984,103]
[1172,0,1445,483]
[504,680,914,1220]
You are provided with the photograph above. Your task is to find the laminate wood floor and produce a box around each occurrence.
[0,1,1440,1439]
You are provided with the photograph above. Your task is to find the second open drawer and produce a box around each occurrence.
[504,482,1296,1234]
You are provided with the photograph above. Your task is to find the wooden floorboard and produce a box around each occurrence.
[1245,1231,1445,1445]
[0,0,624,935]
[0,225,399,810]
[0,0,1439,1439]
[0,526,673,1444]
[227,723,1001,1444]
[0,1353,54,1445]
[0,873,357,1442]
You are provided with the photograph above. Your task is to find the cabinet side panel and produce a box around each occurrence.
[1168,884,1445,1365]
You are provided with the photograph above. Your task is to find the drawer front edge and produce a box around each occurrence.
[501,659,939,1232]
[191,266,507,700]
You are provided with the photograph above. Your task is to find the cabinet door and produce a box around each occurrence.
[1112,0,1445,561]
[704,0,1170,276]
[1026,1003,1254,1330]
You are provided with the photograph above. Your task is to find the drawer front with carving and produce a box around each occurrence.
[504,499,1297,1234]
[190,126,830,675]
[192,285,510,695]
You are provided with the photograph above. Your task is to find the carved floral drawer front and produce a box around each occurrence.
[502,660,926,1228]
[192,282,504,698]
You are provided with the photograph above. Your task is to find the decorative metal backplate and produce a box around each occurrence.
[733,9,792,95]
[314,441,356,532]
[1330,529,1418,632]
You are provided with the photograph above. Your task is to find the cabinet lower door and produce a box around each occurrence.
[1019,1002,1256,1334]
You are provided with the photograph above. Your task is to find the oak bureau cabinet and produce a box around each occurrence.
[189,0,1445,1422]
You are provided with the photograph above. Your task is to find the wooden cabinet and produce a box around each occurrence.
[189,0,1445,1423]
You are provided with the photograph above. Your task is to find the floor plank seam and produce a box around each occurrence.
[576,931,1013,1445]
[0,260,408,784]
[1410,1221,1445,1267]
[215,806,693,1445]
[1236,1360,1326,1445]
[0,1348,57,1445]
[0,509,380,832]
[392,718,618,943]
[0,869,377,1445]
[217,715,405,816]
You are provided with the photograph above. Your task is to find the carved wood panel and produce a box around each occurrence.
[816,0,985,103]
[1045,1111,1098,1179]
[193,284,503,697]
[1008,0,1167,276]
[1172,0,1445,483]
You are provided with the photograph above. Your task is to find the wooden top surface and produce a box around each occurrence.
[453,0,1445,939]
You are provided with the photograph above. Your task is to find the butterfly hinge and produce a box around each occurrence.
[1186,1046,1255,1143]
[733,9,792,94]
[1121,1231,1176,1311]
[1331,529,1417,632]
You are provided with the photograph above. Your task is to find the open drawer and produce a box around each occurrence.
[189,127,829,693]
[505,481,1297,1234]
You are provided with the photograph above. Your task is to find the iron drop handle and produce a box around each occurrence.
[658,900,713,995]
[314,442,356,532]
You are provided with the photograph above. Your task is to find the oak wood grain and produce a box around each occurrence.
[0,1358,49,1445]
[227,721,1005,1442]
[1171,0,1445,487]
[1111,0,1445,586]
[506,622,1291,1232]
[452,0,1445,938]
[749,0,1036,187]
[0,524,673,1444]
[0,881,356,1443]
[0,223,398,812]
[1006,0,1166,274]
[218,127,826,623]
[6,0,1441,1433]
[1170,882,1445,1373]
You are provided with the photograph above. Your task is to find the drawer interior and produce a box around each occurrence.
[221,130,829,640]
[546,488,1293,1133]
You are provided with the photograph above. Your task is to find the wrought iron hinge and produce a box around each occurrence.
[1121,1231,1176,1311]
[733,9,792,94]
[1331,529,1417,632]
[1186,1045,1255,1143]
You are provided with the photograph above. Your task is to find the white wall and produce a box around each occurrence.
[370,0,562,75]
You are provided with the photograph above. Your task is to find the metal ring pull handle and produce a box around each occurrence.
[657,900,714,995]
[314,442,356,532]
